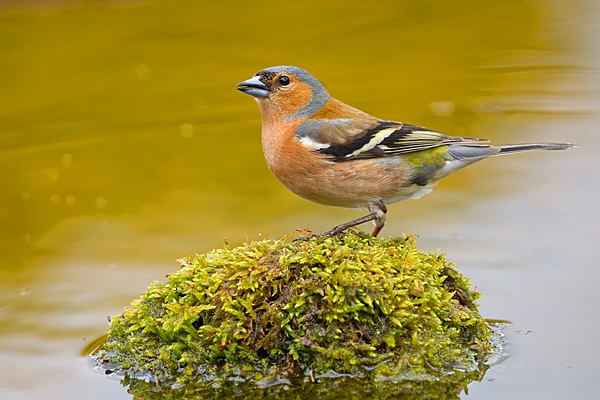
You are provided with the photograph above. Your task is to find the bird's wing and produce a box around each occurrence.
[297,119,488,162]
[295,118,377,148]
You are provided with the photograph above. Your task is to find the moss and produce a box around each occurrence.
[96,232,492,398]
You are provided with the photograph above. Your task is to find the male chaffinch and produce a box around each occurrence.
[237,66,575,237]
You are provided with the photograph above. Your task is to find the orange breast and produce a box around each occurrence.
[260,116,414,208]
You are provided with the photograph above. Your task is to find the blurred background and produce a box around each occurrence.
[0,0,598,398]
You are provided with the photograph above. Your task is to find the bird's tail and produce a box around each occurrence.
[496,142,577,155]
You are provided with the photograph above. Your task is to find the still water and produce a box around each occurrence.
[1,0,599,399]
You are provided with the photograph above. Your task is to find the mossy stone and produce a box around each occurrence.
[96,232,491,398]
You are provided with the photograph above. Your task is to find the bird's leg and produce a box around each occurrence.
[371,224,383,237]
[322,213,379,237]
[322,200,388,238]
[370,200,387,237]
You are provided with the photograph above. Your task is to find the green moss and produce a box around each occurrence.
[96,232,492,398]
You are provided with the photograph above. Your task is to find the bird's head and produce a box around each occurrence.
[237,66,330,120]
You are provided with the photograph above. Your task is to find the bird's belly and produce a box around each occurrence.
[269,155,429,209]
[381,183,437,204]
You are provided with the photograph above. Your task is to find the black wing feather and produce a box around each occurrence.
[319,121,486,162]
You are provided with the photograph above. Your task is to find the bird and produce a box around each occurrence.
[237,66,575,237]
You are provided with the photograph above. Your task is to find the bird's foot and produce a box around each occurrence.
[292,228,349,242]
[321,226,349,238]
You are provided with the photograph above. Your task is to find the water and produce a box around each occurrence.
[1,1,599,399]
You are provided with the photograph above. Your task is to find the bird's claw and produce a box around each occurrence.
[292,229,349,242]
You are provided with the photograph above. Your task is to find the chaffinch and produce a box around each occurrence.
[237,66,575,237]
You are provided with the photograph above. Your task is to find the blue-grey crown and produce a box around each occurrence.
[259,66,331,120]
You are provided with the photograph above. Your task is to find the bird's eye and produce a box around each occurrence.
[279,75,291,86]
